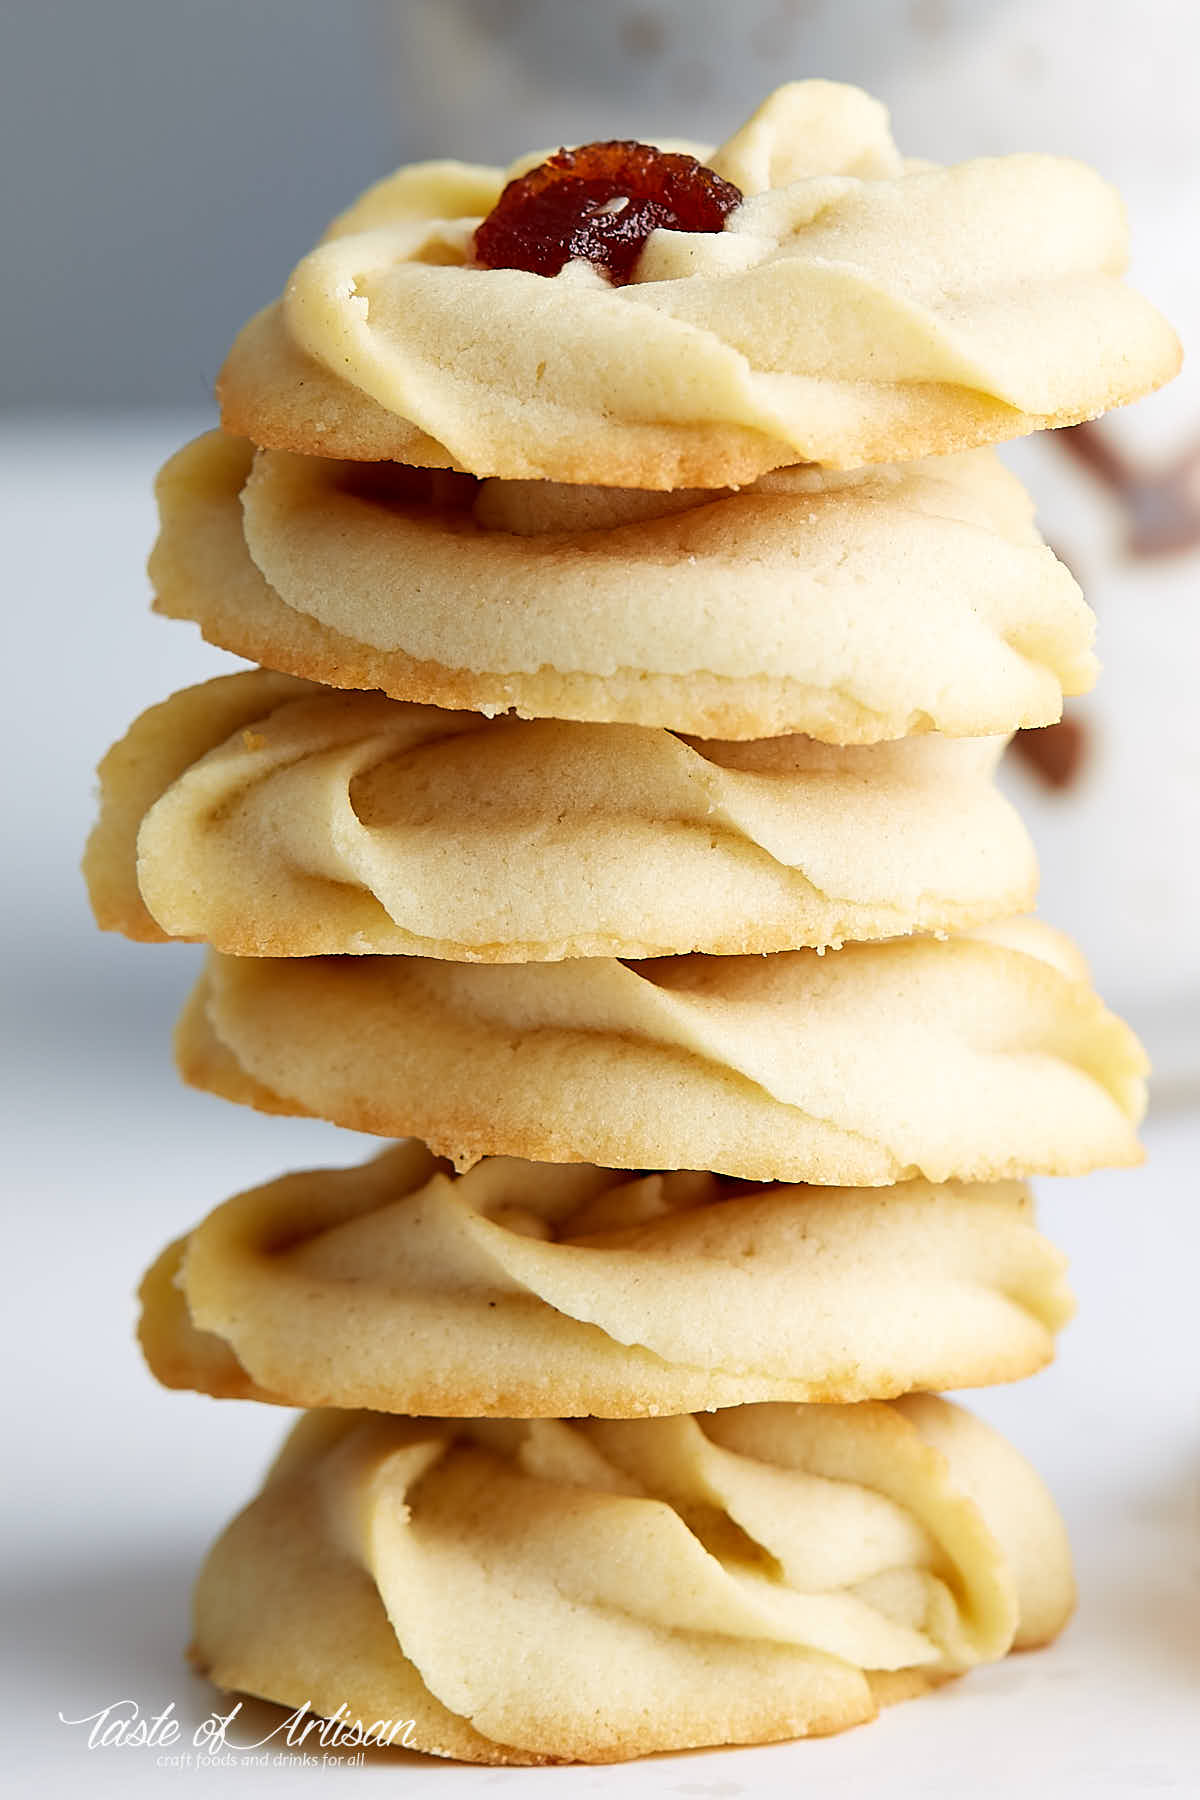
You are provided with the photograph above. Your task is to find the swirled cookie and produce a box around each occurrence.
[175,918,1146,1184]
[138,1144,1073,1416]
[217,81,1179,485]
[86,670,1036,959]
[191,1397,1074,1762]
[151,431,1096,742]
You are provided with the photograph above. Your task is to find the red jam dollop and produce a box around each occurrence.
[474,140,743,286]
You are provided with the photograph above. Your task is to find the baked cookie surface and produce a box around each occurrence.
[175,918,1147,1184]
[139,1143,1073,1416]
[218,81,1179,484]
[152,431,1096,742]
[192,1397,1074,1762]
[86,670,1037,960]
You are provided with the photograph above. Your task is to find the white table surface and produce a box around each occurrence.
[2,419,1198,1795]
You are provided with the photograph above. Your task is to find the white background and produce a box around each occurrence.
[2,420,1198,1793]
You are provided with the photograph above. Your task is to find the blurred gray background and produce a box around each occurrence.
[2,0,392,410]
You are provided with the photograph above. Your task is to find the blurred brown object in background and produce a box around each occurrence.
[1058,420,1200,558]
[1011,715,1091,791]
[1015,411,1200,786]
[1011,521,1090,793]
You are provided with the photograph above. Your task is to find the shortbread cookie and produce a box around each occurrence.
[218,81,1179,485]
[87,670,1036,959]
[141,1146,1073,1415]
[191,1397,1074,1762]
[175,918,1147,1184]
[151,431,1096,742]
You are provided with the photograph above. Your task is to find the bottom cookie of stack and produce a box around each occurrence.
[192,1398,1074,1765]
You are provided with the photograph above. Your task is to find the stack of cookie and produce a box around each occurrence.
[86,83,1178,1763]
